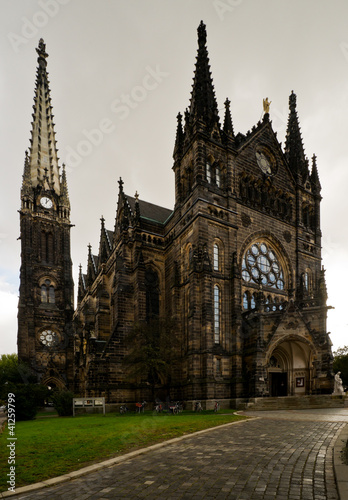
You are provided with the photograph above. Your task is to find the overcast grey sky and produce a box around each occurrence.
[1,0,348,355]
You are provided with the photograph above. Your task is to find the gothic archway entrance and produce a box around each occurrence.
[268,339,313,396]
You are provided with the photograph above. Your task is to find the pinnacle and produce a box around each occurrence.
[284,90,309,181]
[223,98,234,137]
[188,21,220,128]
[173,112,184,157]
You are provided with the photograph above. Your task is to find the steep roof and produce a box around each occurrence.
[127,195,173,224]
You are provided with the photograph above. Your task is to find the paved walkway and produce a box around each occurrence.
[5,408,348,499]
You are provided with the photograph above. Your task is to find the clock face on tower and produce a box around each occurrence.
[39,329,59,347]
[40,196,53,209]
[255,147,277,176]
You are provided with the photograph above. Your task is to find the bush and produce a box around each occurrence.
[5,384,49,421]
[51,390,74,416]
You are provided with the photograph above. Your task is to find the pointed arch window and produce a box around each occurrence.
[243,291,249,310]
[214,285,221,344]
[206,162,212,183]
[213,243,220,271]
[302,269,312,294]
[250,293,256,309]
[41,231,54,263]
[41,279,55,304]
[215,165,221,188]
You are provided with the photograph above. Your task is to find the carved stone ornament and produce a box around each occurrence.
[241,212,252,227]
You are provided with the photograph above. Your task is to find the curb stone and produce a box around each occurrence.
[0,417,250,498]
[333,423,348,500]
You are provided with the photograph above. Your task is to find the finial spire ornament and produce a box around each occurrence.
[197,20,207,47]
[289,90,297,111]
[36,38,48,69]
[118,177,124,192]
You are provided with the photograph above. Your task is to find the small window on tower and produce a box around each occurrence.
[40,279,55,304]
[206,162,212,183]
[41,285,48,303]
[213,243,219,271]
[216,165,221,187]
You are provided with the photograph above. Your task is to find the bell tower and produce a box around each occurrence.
[17,39,74,389]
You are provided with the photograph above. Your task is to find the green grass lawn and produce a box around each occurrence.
[0,410,245,491]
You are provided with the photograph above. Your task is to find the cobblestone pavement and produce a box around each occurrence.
[12,409,348,499]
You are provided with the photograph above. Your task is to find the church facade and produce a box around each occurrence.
[18,22,334,403]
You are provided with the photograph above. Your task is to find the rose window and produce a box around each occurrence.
[242,242,285,290]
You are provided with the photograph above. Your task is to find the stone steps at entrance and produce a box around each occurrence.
[244,395,347,411]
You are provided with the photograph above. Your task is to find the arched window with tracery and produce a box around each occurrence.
[242,242,285,291]
[241,240,288,312]
[41,279,55,304]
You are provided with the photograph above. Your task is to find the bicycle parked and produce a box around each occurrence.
[154,402,163,413]
[119,405,128,414]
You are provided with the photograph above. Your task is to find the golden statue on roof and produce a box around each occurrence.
[263,97,271,114]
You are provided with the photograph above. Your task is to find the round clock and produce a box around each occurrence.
[40,196,53,209]
[255,147,276,176]
[39,329,59,347]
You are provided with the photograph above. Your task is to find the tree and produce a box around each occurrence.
[0,353,49,420]
[122,317,181,401]
[333,346,348,389]
[0,354,20,387]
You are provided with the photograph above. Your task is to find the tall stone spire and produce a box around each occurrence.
[188,21,220,128]
[284,91,309,181]
[27,39,61,194]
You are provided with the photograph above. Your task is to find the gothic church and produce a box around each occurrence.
[18,22,334,404]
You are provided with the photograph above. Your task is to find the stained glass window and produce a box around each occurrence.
[242,242,285,290]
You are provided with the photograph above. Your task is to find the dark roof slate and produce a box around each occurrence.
[127,195,173,224]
